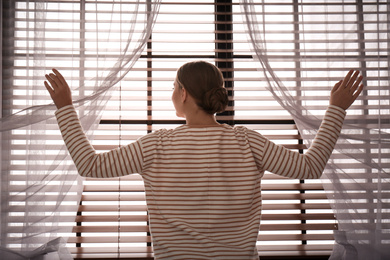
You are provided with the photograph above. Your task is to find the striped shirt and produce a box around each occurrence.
[55,105,346,260]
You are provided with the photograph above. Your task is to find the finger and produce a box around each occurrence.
[49,73,62,87]
[346,70,360,88]
[52,68,68,87]
[45,74,57,88]
[341,69,354,88]
[350,75,363,93]
[352,83,364,100]
[44,81,55,96]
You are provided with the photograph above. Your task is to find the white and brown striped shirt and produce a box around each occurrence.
[55,105,346,260]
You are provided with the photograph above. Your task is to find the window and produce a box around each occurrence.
[3,0,388,259]
[67,1,334,258]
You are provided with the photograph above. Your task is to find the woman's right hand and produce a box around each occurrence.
[44,69,73,109]
[329,69,364,110]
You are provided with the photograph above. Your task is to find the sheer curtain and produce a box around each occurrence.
[240,0,389,259]
[0,0,160,259]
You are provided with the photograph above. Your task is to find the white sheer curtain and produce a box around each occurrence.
[240,0,389,259]
[0,0,160,259]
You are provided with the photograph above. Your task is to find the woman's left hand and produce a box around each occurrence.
[44,69,73,109]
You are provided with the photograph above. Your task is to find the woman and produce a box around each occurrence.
[44,61,363,259]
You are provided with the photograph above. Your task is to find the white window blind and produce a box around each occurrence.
[69,1,335,258]
[5,0,388,259]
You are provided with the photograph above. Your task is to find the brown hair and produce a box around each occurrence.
[176,61,228,115]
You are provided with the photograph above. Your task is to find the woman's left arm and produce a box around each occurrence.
[55,105,144,178]
[44,69,73,109]
[45,69,144,178]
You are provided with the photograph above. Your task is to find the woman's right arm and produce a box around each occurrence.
[248,69,364,179]
[248,105,346,179]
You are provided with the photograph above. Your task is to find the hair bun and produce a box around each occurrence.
[201,87,228,114]
[176,61,228,115]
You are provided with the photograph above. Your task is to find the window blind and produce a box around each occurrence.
[5,0,388,259]
[69,0,335,258]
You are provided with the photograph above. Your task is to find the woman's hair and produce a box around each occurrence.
[176,61,228,115]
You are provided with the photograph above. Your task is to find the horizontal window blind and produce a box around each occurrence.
[6,0,388,259]
[240,1,390,258]
[2,0,81,255]
[70,0,335,258]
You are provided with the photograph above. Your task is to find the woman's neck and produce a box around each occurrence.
[181,96,220,126]
[184,111,219,126]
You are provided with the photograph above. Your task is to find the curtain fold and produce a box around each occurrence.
[240,0,390,259]
[0,0,160,258]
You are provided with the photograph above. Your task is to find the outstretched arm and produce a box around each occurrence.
[44,69,144,178]
[249,69,364,179]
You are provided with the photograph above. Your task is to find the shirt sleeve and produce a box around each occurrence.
[247,105,346,179]
[55,105,144,178]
